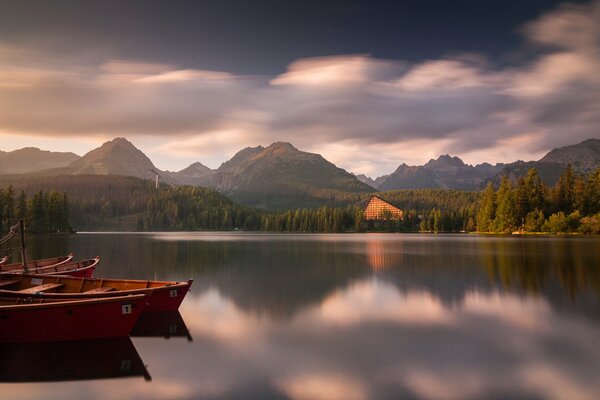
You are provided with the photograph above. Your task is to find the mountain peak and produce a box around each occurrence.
[69,137,158,178]
[0,147,80,174]
[178,162,212,176]
[424,154,466,169]
[264,142,298,154]
[540,138,600,173]
[100,137,136,150]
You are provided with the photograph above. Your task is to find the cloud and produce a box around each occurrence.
[0,1,599,175]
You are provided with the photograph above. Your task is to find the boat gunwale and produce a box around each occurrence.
[0,293,148,311]
[0,254,74,271]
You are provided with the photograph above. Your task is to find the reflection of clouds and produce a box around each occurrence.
[276,373,367,400]
[180,289,265,344]
[176,280,600,400]
[462,291,551,332]
[4,277,600,399]
[315,279,450,326]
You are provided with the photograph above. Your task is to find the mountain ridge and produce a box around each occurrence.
[1,137,598,208]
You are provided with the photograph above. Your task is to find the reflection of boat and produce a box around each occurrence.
[0,254,74,274]
[0,274,192,312]
[131,311,193,341]
[0,337,151,382]
[0,294,148,343]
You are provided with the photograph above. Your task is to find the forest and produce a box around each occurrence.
[0,165,598,234]
[476,166,600,234]
[0,187,71,233]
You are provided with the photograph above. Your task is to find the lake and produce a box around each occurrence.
[2,233,600,399]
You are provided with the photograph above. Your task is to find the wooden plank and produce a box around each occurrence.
[18,283,64,294]
[84,287,115,293]
[0,279,22,288]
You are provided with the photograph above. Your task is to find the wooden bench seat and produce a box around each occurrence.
[84,287,115,293]
[0,279,22,288]
[18,283,64,294]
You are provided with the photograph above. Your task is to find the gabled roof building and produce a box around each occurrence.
[363,195,403,221]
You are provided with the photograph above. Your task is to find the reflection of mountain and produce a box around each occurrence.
[0,337,150,382]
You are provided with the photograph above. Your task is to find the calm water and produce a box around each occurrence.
[2,233,600,400]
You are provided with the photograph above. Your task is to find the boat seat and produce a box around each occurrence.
[18,283,64,294]
[0,279,22,288]
[84,287,115,293]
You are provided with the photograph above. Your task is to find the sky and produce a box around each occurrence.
[0,0,599,177]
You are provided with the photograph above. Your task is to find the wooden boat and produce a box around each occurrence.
[0,337,151,382]
[131,310,192,341]
[1,257,98,278]
[0,274,192,312]
[0,254,74,273]
[0,294,148,343]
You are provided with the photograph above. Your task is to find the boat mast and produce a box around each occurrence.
[19,219,28,274]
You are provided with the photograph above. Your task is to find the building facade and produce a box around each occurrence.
[363,195,403,220]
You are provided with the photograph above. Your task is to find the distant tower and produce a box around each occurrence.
[155,174,160,189]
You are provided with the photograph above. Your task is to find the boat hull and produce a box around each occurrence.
[1,254,73,273]
[0,295,147,343]
[1,257,98,278]
[0,276,192,312]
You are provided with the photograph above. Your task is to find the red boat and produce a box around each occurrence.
[0,254,74,273]
[1,257,98,278]
[0,294,148,343]
[0,274,192,312]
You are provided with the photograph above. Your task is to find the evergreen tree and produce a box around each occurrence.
[476,182,496,232]
[494,177,516,232]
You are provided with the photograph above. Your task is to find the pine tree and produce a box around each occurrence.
[494,177,516,232]
[477,182,496,232]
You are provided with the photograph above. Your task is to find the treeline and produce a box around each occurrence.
[1,168,598,234]
[372,189,479,233]
[0,186,71,233]
[476,166,600,234]
[140,187,363,232]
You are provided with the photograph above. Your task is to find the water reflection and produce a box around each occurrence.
[131,311,193,341]
[173,278,600,400]
[0,337,150,382]
[3,233,599,399]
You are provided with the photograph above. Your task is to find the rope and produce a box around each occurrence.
[0,229,15,246]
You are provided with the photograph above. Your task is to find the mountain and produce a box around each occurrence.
[67,137,162,181]
[373,138,599,190]
[355,174,378,188]
[490,161,567,186]
[539,138,600,173]
[378,164,438,190]
[164,162,212,185]
[198,142,375,209]
[0,148,79,174]
[376,156,504,191]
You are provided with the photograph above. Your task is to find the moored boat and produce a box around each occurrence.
[0,294,148,343]
[0,274,192,312]
[0,257,98,278]
[0,254,74,273]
